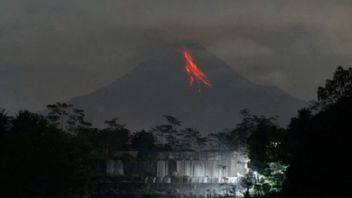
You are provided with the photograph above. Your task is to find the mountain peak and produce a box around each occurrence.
[69,45,305,133]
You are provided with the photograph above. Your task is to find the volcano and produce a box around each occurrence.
[69,44,305,133]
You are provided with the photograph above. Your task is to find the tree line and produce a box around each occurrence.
[1,66,352,197]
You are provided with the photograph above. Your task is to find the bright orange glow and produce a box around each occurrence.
[182,50,212,87]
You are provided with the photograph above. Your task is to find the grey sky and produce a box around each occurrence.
[1,0,352,112]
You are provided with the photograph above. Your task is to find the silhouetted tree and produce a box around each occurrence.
[247,116,282,171]
[280,66,352,197]
[131,130,157,150]
[0,108,10,133]
[317,66,352,107]
[210,109,257,150]
[151,115,207,151]
[98,118,130,155]
[0,110,92,198]
[163,115,182,126]
[46,102,91,132]
[180,127,208,150]
[151,115,183,150]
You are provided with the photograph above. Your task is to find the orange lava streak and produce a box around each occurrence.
[183,50,212,87]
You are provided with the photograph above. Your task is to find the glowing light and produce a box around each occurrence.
[182,49,212,87]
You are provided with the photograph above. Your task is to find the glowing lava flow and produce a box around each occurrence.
[183,50,212,87]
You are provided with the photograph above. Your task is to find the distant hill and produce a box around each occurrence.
[69,44,305,133]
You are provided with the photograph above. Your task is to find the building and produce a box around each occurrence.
[107,151,248,183]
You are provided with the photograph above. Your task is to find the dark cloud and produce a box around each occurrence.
[1,0,352,111]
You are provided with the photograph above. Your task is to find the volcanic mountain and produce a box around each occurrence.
[69,44,305,133]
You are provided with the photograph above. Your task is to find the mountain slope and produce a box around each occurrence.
[70,44,305,133]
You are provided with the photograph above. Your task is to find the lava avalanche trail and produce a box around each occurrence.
[183,49,212,88]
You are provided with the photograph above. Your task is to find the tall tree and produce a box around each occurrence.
[281,66,352,197]
[317,66,352,107]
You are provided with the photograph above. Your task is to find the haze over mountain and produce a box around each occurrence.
[69,44,305,133]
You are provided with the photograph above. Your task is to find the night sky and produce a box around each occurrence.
[1,0,352,112]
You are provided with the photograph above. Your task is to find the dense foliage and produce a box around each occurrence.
[279,67,352,197]
[0,110,92,197]
[1,66,351,197]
